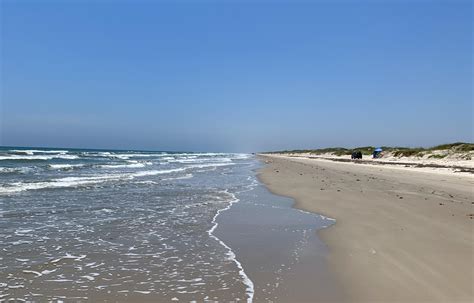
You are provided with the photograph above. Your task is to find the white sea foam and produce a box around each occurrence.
[188,163,236,169]
[318,214,336,222]
[134,290,151,294]
[168,152,249,159]
[9,150,69,155]
[133,180,159,185]
[132,168,186,177]
[22,269,57,277]
[101,160,153,169]
[0,155,79,161]
[0,167,34,174]
[179,153,227,157]
[50,253,86,264]
[105,153,160,159]
[22,270,43,277]
[207,190,254,303]
[162,173,194,181]
[100,163,147,169]
[48,164,84,170]
[231,154,252,161]
[96,152,112,156]
[160,157,176,161]
[0,177,112,194]
[170,157,233,164]
[0,168,187,194]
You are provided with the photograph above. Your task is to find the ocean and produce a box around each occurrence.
[0,147,335,302]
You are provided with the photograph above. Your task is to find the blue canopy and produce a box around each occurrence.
[374,147,383,152]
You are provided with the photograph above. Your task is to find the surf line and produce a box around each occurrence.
[207,189,255,303]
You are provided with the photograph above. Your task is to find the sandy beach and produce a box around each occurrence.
[258,154,473,302]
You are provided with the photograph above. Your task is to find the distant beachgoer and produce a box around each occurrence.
[373,147,383,158]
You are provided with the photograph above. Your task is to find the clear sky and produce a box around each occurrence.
[1,0,472,152]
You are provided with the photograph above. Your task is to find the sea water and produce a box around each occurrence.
[0,147,334,302]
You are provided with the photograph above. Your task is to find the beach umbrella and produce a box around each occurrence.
[375,147,383,152]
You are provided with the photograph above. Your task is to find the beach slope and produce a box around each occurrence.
[258,155,473,302]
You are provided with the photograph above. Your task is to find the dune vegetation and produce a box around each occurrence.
[266,142,474,159]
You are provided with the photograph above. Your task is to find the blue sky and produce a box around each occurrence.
[1,0,472,152]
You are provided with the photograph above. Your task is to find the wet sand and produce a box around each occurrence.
[258,155,474,302]
[215,177,344,302]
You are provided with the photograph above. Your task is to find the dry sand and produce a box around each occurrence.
[258,154,473,303]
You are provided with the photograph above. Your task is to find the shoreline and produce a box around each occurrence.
[208,190,255,303]
[215,161,343,302]
[258,154,473,302]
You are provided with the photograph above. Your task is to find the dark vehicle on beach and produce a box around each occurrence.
[351,151,362,159]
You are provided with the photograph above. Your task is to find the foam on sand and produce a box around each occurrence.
[207,190,255,303]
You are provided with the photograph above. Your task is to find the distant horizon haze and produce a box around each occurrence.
[1,1,472,152]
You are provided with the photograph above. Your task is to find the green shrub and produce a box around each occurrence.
[454,144,474,152]
[393,148,425,157]
[428,154,447,159]
[430,143,460,150]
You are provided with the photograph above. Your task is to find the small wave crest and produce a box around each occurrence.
[0,168,186,194]
[188,163,236,169]
[161,173,194,181]
[47,164,85,171]
[0,167,34,174]
[8,149,69,155]
[99,163,147,169]
[0,155,79,161]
